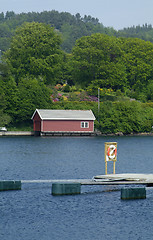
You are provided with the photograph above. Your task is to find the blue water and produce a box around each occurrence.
[0,136,153,239]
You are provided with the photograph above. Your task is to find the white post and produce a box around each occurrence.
[98,88,100,122]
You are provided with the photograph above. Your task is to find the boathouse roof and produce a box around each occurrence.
[32,109,96,121]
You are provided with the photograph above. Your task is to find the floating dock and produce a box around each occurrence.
[21,173,153,186]
[92,173,153,186]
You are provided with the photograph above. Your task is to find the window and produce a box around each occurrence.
[81,122,89,128]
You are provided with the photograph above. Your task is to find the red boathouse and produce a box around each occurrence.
[32,109,96,136]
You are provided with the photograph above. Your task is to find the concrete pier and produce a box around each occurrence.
[52,182,81,195]
[0,181,21,191]
[0,131,34,136]
[121,187,146,200]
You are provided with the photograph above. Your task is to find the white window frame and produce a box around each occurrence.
[81,122,89,128]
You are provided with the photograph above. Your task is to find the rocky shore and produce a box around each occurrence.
[95,131,153,137]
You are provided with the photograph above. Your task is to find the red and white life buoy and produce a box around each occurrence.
[107,145,117,160]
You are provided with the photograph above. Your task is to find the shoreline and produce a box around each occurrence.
[97,132,153,137]
[0,131,153,137]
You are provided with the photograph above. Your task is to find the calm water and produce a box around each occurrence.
[0,135,153,240]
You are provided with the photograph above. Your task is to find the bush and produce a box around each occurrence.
[63,84,70,92]
[53,99,153,134]
[97,101,153,134]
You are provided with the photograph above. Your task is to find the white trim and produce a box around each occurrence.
[31,109,42,120]
[40,118,93,120]
[81,122,89,128]
[41,120,43,131]
[32,109,96,121]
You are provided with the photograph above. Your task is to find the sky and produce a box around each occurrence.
[1,0,153,30]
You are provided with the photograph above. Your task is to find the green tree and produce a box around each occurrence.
[5,11,15,20]
[0,79,11,127]
[15,77,52,123]
[0,10,116,53]
[0,12,4,22]
[0,62,18,125]
[146,81,153,101]
[4,22,64,85]
[97,101,153,134]
[120,38,153,91]
[71,33,126,89]
[0,61,53,126]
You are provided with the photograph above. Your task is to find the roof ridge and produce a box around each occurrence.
[32,109,96,121]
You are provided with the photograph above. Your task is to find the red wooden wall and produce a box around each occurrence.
[33,112,41,131]
[42,120,94,132]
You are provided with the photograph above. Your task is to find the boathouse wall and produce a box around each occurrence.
[41,120,94,132]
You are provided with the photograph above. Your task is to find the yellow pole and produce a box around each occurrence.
[113,161,115,174]
[105,161,107,175]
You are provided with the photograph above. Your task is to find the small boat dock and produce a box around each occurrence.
[2,174,153,196]
[21,173,153,187]
[91,173,153,186]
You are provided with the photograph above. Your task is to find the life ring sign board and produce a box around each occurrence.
[105,142,117,175]
[105,142,117,162]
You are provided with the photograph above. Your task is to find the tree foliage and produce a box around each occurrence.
[71,34,126,89]
[119,37,153,90]
[117,23,153,42]
[0,75,11,126]
[71,34,153,100]
[94,101,153,134]
[4,22,64,85]
[1,11,153,54]
[0,61,53,125]
[15,77,52,123]
[0,10,115,53]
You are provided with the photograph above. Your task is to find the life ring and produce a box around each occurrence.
[107,145,117,160]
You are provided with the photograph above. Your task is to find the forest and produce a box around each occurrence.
[1,11,153,134]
